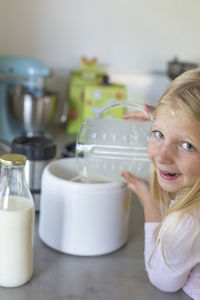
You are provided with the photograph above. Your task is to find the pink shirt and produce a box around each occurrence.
[144,220,200,300]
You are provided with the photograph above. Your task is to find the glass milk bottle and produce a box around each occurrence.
[0,153,34,287]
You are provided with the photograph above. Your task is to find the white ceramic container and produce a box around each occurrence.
[39,158,131,256]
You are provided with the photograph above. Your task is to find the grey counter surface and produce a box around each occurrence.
[0,199,191,300]
[0,125,191,300]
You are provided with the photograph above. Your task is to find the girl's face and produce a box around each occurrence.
[148,108,200,193]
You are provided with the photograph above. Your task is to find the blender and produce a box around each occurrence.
[0,55,58,209]
[0,55,57,144]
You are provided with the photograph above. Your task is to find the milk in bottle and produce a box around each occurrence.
[0,154,34,287]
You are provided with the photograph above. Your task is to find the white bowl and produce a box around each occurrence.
[39,158,131,256]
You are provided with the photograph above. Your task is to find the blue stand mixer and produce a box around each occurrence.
[0,56,55,144]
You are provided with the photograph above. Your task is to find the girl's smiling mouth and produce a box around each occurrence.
[158,169,181,181]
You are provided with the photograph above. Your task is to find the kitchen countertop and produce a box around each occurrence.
[0,198,191,300]
[0,125,191,300]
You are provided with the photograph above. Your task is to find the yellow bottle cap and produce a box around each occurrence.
[0,153,27,166]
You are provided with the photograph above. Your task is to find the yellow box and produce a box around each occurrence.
[82,83,126,119]
[66,58,126,134]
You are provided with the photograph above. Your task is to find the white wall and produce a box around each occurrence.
[0,0,199,109]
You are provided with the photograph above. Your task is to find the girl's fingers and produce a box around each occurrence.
[144,104,156,120]
[123,104,156,121]
[121,171,151,204]
[123,111,150,121]
[121,171,142,185]
[144,104,155,113]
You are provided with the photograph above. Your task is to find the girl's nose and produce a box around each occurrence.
[156,144,174,165]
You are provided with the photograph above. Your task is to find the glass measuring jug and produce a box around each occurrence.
[76,102,153,183]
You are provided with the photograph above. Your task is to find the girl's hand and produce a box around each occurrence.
[121,171,151,206]
[123,104,155,121]
[121,171,161,222]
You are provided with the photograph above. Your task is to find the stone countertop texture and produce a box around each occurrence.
[0,196,191,300]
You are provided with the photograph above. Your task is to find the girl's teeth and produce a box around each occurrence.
[165,172,177,176]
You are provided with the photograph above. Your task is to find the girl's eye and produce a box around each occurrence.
[181,142,195,151]
[152,130,164,139]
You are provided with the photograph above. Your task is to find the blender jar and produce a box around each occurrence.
[76,102,153,183]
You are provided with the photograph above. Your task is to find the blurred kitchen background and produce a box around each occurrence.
[1,0,199,112]
[0,0,199,224]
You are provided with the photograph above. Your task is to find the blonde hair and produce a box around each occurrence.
[150,68,200,267]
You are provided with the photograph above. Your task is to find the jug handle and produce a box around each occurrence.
[96,101,152,119]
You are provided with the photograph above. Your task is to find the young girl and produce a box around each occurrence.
[121,69,200,300]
